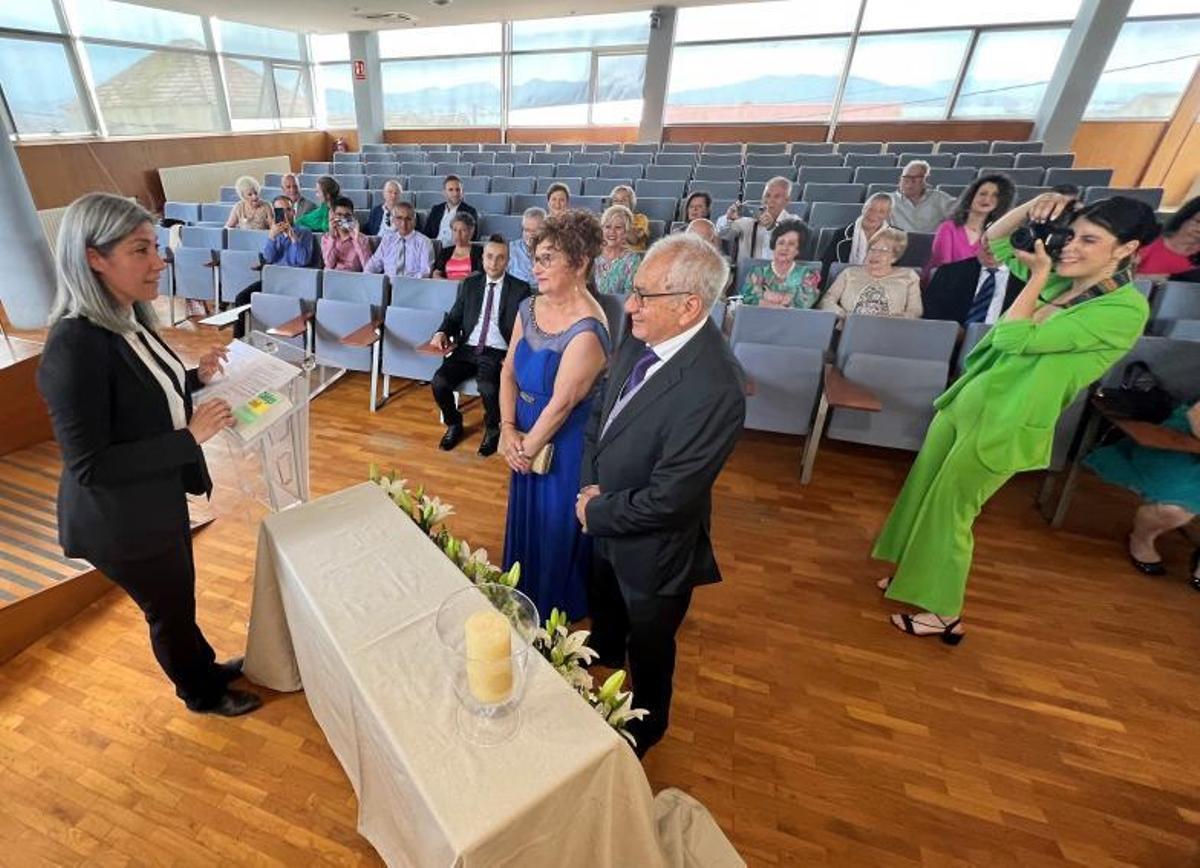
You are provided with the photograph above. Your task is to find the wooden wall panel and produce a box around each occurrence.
[16,131,334,212]
[0,342,52,457]
[1071,121,1166,187]
[664,124,826,144]
[386,129,501,144]
[1160,123,1200,206]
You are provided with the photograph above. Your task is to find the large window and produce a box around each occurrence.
[509,11,649,127]
[85,42,223,135]
[382,56,503,127]
[839,30,972,120]
[675,2,859,41]
[311,33,355,128]
[1084,18,1200,118]
[860,0,1081,31]
[0,36,91,134]
[952,28,1071,118]
[72,0,206,48]
[667,38,849,124]
[219,19,303,61]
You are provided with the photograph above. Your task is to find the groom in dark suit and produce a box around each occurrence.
[922,243,1026,326]
[430,235,531,456]
[577,234,746,757]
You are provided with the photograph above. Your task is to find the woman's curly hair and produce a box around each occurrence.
[532,209,604,270]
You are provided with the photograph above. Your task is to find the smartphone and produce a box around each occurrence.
[273,207,286,223]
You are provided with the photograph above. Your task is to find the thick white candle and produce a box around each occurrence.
[464,609,513,704]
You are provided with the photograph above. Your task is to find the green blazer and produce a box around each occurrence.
[936,237,1148,474]
[295,202,329,233]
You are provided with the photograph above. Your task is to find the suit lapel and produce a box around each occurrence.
[597,325,711,452]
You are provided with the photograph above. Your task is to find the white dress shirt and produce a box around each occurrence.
[979,264,1011,325]
[437,204,458,246]
[465,276,509,350]
[122,318,188,430]
[641,314,708,385]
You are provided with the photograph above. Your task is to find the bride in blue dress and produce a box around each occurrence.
[500,211,611,621]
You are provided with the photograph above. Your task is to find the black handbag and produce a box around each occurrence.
[1095,361,1175,424]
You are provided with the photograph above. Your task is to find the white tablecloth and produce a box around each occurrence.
[242,482,671,867]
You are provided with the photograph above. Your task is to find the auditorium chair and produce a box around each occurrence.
[496,152,533,164]
[249,265,322,352]
[955,153,1014,169]
[584,178,631,196]
[1045,167,1114,188]
[802,183,865,204]
[899,152,953,168]
[793,154,844,168]
[600,163,644,179]
[937,141,990,154]
[729,306,838,435]
[992,140,1044,154]
[491,176,536,195]
[853,167,903,186]
[536,177,582,195]
[645,164,694,182]
[745,165,799,183]
[791,142,836,154]
[200,203,234,223]
[478,215,522,240]
[636,179,687,199]
[555,163,601,179]
[1148,282,1200,336]
[389,277,458,311]
[844,153,898,169]
[745,143,788,155]
[688,180,740,200]
[1015,152,1074,170]
[512,164,556,178]
[478,163,514,177]
[988,167,1045,186]
[799,166,854,186]
[693,165,743,183]
[886,141,934,154]
[219,186,239,203]
[470,193,511,215]
[314,271,390,411]
[1084,186,1163,209]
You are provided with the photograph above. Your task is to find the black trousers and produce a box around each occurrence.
[90,530,225,710]
[587,552,692,757]
[232,283,261,339]
[430,346,505,430]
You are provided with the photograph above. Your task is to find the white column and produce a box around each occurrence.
[348,30,384,144]
[0,132,56,329]
[637,6,677,144]
[1032,0,1132,151]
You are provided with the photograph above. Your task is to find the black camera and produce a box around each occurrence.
[1010,207,1076,259]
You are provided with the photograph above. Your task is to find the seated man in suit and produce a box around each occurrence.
[424,175,479,247]
[922,240,1025,326]
[429,235,532,456]
[364,202,433,279]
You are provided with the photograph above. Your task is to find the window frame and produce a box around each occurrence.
[0,24,100,139]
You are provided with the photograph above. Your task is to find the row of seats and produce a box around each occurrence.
[313,151,1078,173]
[347,139,1045,156]
[284,164,1102,191]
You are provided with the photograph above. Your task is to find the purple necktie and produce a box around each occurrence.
[475,282,497,355]
[620,346,659,398]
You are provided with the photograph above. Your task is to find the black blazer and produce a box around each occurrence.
[581,321,746,597]
[820,223,856,273]
[422,202,479,241]
[432,243,484,279]
[364,204,388,236]
[922,257,1026,326]
[438,273,531,348]
[36,317,210,564]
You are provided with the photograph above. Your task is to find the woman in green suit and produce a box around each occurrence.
[873,193,1161,643]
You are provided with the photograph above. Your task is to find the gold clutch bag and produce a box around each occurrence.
[529,442,554,475]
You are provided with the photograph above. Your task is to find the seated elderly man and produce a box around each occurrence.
[686,218,720,249]
[423,175,478,246]
[365,179,403,236]
[365,202,433,279]
[281,173,316,219]
[889,160,955,234]
[715,176,804,261]
[507,206,544,289]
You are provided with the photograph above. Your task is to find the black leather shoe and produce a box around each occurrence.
[197,688,262,717]
[478,429,501,457]
[439,424,464,451]
[1128,536,1166,576]
[1190,549,1199,592]
[216,656,244,684]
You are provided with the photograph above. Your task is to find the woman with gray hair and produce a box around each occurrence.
[36,193,262,718]
[224,175,273,230]
[820,191,893,275]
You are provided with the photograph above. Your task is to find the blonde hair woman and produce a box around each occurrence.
[595,204,642,295]
[224,175,272,230]
[608,185,650,251]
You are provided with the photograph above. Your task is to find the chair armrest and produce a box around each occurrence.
[823,364,882,412]
[250,263,264,272]
[340,320,383,348]
[1091,397,1200,455]
[266,311,313,338]
[197,304,251,329]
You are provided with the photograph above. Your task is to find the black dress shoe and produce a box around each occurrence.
[1190,549,1199,592]
[1128,536,1166,575]
[216,656,244,684]
[439,424,464,451]
[196,688,262,717]
[478,429,501,457]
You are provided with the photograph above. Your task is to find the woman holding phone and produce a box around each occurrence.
[873,193,1159,644]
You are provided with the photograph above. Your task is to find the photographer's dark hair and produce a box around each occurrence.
[769,218,809,251]
[950,174,1015,227]
[1164,194,1200,236]
[1075,196,1162,271]
[486,233,508,247]
[333,197,355,211]
[443,174,461,186]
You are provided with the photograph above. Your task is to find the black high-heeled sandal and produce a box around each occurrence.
[1128,534,1166,576]
[1190,549,1199,592]
[891,612,965,646]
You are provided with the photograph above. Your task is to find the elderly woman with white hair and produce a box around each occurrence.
[365,179,404,236]
[595,204,642,295]
[224,175,273,230]
[608,185,650,251]
[36,193,262,717]
[818,226,922,319]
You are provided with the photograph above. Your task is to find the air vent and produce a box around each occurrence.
[352,10,417,22]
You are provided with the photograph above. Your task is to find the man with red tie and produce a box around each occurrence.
[429,235,532,456]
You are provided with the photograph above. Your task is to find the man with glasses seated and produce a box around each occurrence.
[889,160,955,234]
[320,197,371,272]
[364,202,433,279]
[508,207,545,290]
[576,234,746,758]
[715,176,802,261]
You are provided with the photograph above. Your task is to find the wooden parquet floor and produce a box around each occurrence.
[2,330,1199,866]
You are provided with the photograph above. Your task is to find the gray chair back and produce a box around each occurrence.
[381,306,446,382]
[693,165,743,182]
[584,178,630,196]
[556,163,600,179]
[1149,282,1200,335]
[219,187,239,203]
[181,226,225,249]
[537,177,582,195]
[989,167,1045,186]
[322,270,388,310]
[1083,187,1163,210]
[690,180,740,200]
[730,307,838,434]
[645,164,694,182]
[472,193,511,215]
[992,140,1043,154]
[314,297,377,372]
[853,167,902,186]
[172,247,216,301]
[218,249,260,304]
[513,163,556,178]
[900,153,953,168]
[844,153,898,168]
[1102,336,1200,403]
[956,153,1014,169]
[1014,152,1074,169]
[601,163,644,179]
[807,202,864,229]
[791,142,836,154]
[262,264,321,300]
[937,141,990,154]
[745,165,798,183]
[390,277,458,311]
[1044,168,1114,188]
[886,142,934,154]
[250,292,306,349]
[491,176,537,195]
[836,142,883,154]
[828,317,959,450]
[200,203,234,223]
[793,154,844,168]
[799,167,854,185]
[479,214,523,240]
[636,197,679,223]
[802,183,864,203]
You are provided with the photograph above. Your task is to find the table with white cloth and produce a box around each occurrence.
[242,483,741,867]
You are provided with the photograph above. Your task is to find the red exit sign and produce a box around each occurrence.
[353,60,366,80]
